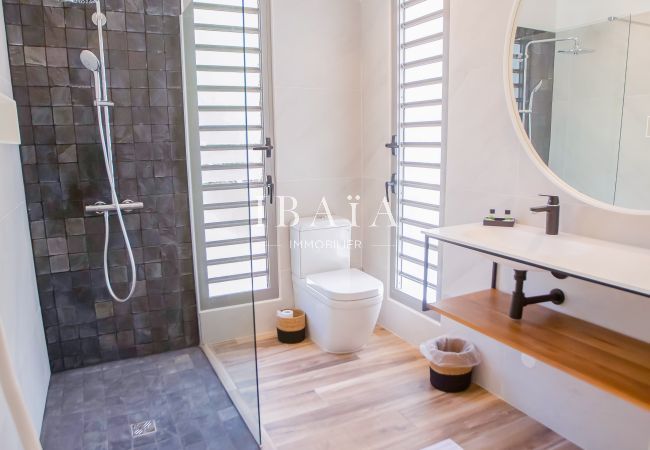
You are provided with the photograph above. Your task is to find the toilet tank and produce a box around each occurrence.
[290,217,351,278]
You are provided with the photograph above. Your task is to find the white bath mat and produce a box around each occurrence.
[420,439,464,450]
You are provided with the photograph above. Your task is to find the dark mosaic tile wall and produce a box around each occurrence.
[2,0,199,371]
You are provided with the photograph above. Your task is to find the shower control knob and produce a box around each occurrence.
[92,201,107,215]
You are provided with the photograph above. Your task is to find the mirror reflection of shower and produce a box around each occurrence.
[518,37,591,133]
[521,79,544,139]
[62,0,141,302]
[514,32,596,163]
[514,1,650,210]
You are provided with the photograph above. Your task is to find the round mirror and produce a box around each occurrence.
[508,0,650,212]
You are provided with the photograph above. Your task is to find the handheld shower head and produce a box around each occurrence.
[81,50,103,101]
[80,50,101,72]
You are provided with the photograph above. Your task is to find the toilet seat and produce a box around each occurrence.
[306,268,383,301]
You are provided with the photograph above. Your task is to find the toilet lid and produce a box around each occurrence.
[306,269,383,301]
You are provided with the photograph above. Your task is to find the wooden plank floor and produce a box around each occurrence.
[211,328,579,450]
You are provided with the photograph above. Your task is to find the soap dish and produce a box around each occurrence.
[483,218,515,228]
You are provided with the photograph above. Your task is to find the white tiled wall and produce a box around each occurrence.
[0,1,50,443]
[271,0,364,308]
[360,0,392,289]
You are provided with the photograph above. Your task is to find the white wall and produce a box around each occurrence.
[0,2,51,446]
[0,386,22,450]
[270,0,364,306]
[363,0,650,449]
[360,0,392,289]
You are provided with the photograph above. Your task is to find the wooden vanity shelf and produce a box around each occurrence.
[429,289,650,411]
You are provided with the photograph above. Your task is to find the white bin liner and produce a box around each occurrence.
[420,336,481,368]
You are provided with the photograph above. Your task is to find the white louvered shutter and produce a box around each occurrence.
[392,0,447,306]
[182,0,277,308]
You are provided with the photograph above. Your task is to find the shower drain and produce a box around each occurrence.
[130,420,157,438]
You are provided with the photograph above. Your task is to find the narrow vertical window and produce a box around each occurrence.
[392,0,448,308]
[182,0,278,309]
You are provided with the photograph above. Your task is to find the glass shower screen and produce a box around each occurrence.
[181,0,267,443]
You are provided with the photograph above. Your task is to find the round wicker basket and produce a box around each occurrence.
[277,309,306,333]
[429,362,473,376]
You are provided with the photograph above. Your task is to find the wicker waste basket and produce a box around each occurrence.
[276,309,306,344]
[420,336,481,392]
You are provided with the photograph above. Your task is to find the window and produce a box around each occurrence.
[182,0,278,309]
[391,0,448,308]
[513,40,524,111]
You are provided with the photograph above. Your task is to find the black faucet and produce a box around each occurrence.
[530,195,560,235]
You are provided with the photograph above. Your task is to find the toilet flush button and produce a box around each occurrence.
[646,116,650,138]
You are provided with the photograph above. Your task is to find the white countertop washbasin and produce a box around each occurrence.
[424,223,650,297]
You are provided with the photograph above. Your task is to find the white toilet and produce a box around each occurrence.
[290,217,383,353]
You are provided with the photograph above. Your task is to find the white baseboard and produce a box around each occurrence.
[378,297,445,346]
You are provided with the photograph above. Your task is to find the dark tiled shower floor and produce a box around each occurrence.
[40,348,259,450]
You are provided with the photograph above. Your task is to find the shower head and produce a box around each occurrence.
[81,50,102,100]
[557,47,594,55]
[64,0,106,26]
[80,50,101,72]
[556,38,594,55]
[531,79,544,95]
